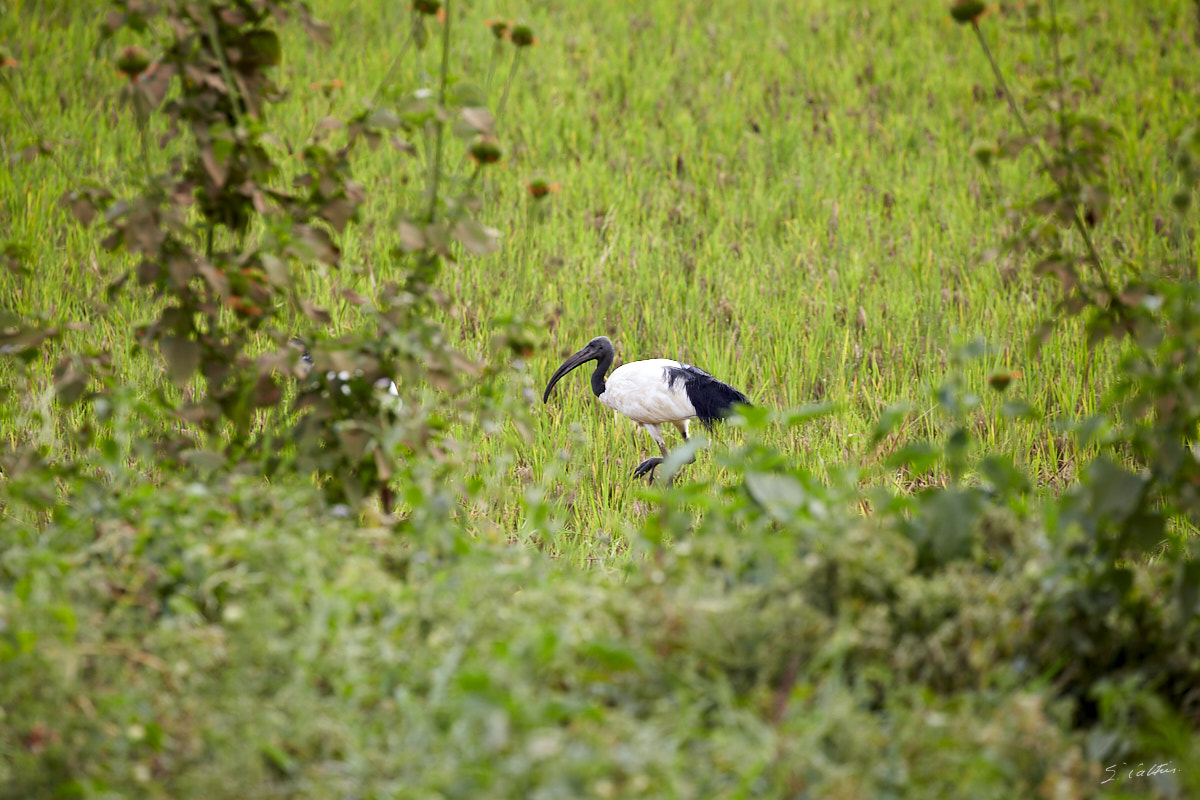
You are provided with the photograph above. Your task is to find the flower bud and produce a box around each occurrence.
[510,24,536,47]
[116,46,151,80]
[950,2,987,24]
[469,136,502,165]
[485,19,511,40]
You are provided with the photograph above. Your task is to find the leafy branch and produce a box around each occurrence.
[953,0,1132,336]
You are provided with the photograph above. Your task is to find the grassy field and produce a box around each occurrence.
[3,0,1200,796]
[5,0,1199,555]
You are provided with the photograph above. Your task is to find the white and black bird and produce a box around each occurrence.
[543,335,749,480]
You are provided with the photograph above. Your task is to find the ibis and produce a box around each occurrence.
[543,335,749,480]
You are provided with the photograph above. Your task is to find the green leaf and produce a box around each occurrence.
[1000,399,1039,421]
[293,224,340,265]
[180,449,227,472]
[454,107,495,138]
[745,471,806,523]
[1178,559,1200,615]
[959,337,989,361]
[969,139,998,168]
[260,254,289,286]
[449,82,487,107]
[320,197,357,233]
[727,403,770,429]
[200,144,228,188]
[300,14,332,47]
[53,365,90,406]
[0,323,59,357]
[452,218,500,256]
[260,742,297,777]
[61,191,98,226]
[781,403,834,427]
[661,434,707,483]
[396,91,435,125]
[979,455,1030,498]
[936,381,959,413]
[946,427,970,458]
[1072,415,1111,448]
[581,640,640,673]
[366,108,400,131]
[337,427,370,461]
[871,402,910,445]
[886,442,939,475]
[244,29,282,66]
[902,488,983,570]
[397,220,425,251]
[98,436,119,461]
[411,14,429,50]
[161,336,201,385]
[1083,457,1145,524]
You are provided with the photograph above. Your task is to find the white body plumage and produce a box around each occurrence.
[601,360,697,425]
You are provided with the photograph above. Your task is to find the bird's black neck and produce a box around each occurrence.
[590,348,613,397]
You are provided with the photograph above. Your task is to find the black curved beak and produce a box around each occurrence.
[543,342,602,403]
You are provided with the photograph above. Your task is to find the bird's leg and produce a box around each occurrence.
[670,420,698,471]
[672,420,693,451]
[631,424,667,481]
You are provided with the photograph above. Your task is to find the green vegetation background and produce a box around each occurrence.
[2,0,1199,797]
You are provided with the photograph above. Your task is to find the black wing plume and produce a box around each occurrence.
[665,363,750,429]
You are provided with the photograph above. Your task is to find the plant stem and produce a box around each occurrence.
[425,0,451,223]
[135,95,152,182]
[485,41,502,98]
[1049,0,1069,165]
[971,19,1115,302]
[204,3,249,128]
[496,47,521,124]
[464,162,481,191]
[372,29,415,106]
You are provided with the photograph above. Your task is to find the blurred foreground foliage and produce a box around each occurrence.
[2,398,1199,798]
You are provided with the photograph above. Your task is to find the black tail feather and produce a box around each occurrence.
[665,364,750,430]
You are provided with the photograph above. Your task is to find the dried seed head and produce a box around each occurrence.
[949,1,987,24]
[485,19,511,40]
[510,24,536,47]
[469,136,503,165]
[116,45,151,80]
[526,178,560,199]
[987,371,1021,392]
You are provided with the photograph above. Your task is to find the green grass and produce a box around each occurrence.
[6,1,1197,559]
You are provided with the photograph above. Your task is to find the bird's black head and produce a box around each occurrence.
[543,335,616,403]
